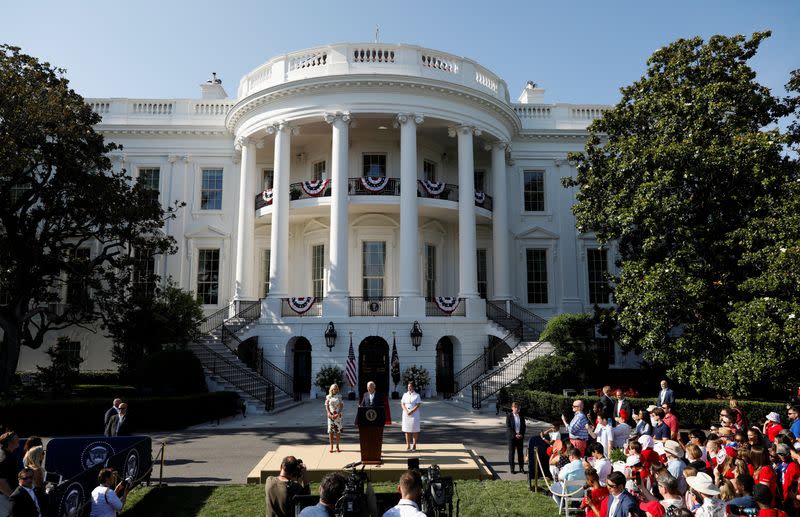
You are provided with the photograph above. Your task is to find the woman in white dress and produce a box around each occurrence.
[400,382,422,451]
[325,384,344,453]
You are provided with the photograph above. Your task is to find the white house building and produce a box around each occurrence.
[17,43,637,403]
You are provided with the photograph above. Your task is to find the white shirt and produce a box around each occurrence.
[513,413,521,434]
[22,486,41,516]
[382,499,426,517]
[369,392,375,405]
[90,486,124,517]
[591,457,612,485]
[608,492,622,517]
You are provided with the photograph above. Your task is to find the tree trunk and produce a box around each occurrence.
[0,326,22,394]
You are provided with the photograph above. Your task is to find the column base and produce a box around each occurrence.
[465,297,487,321]
[262,297,282,322]
[399,295,425,319]
[323,295,350,318]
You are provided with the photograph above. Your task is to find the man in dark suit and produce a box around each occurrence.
[506,402,527,474]
[104,398,122,431]
[599,471,641,517]
[360,381,380,407]
[613,389,632,426]
[105,403,131,437]
[599,386,614,420]
[9,467,47,517]
[657,380,675,406]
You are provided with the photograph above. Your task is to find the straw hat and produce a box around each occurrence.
[663,440,684,458]
[646,404,658,412]
[686,472,720,496]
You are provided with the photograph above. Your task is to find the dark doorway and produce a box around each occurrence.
[292,337,312,396]
[358,336,389,397]
[487,335,512,368]
[436,337,455,396]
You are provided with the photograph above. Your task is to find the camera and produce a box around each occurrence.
[420,465,457,517]
[727,505,759,516]
[335,461,371,517]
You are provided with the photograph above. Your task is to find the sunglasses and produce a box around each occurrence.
[20,476,32,481]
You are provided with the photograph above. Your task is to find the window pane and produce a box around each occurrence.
[263,169,274,190]
[588,248,611,304]
[201,169,224,210]
[312,161,326,182]
[423,160,436,182]
[312,244,325,298]
[477,249,487,299]
[362,154,386,177]
[362,241,385,298]
[526,248,548,304]
[425,244,436,299]
[523,171,544,211]
[261,250,271,297]
[66,248,91,306]
[474,170,485,192]
[133,247,156,298]
[197,249,220,305]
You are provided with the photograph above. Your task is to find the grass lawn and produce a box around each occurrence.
[121,480,561,517]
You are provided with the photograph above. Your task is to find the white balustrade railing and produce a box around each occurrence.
[193,101,234,116]
[420,53,459,73]
[85,98,231,125]
[352,47,396,63]
[131,102,173,115]
[288,51,328,71]
[514,105,552,118]
[474,68,498,93]
[570,107,607,119]
[89,101,110,115]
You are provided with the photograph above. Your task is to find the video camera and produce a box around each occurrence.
[726,505,759,516]
[335,461,372,517]
[420,465,457,517]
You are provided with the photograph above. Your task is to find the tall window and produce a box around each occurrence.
[263,169,274,190]
[588,248,611,304]
[196,249,220,305]
[363,154,386,177]
[477,249,488,299]
[58,340,82,362]
[312,244,325,298]
[138,168,160,205]
[66,247,91,306]
[423,160,436,182]
[362,241,385,298]
[261,250,271,297]
[525,248,548,304]
[133,248,156,298]
[201,168,223,210]
[474,170,486,192]
[424,244,436,299]
[523,170,544,211]
[312,161,326,181]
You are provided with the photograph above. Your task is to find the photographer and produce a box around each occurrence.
[265,456,310,517]
[89,468,129,517]
[299,472,346,517]
[382,470,425,517]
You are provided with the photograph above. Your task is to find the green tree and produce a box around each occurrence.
[563,32,798,396]
[538,313,600,387]
[34,336,84,395]
[0,45,177,392]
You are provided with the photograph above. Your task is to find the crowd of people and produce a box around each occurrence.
[531,380,800,517]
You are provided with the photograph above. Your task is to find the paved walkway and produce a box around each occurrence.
[149,397,549,485]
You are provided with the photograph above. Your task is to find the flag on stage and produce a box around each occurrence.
[391,336,400,390]
[346,335,357,389]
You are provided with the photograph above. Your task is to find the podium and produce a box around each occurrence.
[356,406,385,465]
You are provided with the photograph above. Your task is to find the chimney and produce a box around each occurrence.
[200,72,228,99]
[517,81,545,104]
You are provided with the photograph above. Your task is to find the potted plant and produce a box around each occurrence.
[401,365,431,398]
[315,365,345,396]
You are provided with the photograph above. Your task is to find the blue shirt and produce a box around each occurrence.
[728,495,757,510]
[568,412,589,440]
[790,419,800,438]
[654,422,670,440]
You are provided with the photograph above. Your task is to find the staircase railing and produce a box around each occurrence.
[486,301,524,339]
[220,301,262,350]
[471,341,551,410]
[452,330,519,394]
[199,303,235,334]
[188,341,275,410]
[257,349,298,400]
[508,301,548,341]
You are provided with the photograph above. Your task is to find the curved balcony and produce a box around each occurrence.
[237,43,509,103]
[254,178,493,211]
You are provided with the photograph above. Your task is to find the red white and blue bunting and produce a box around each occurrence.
[301,179,329,197]
[434,296,460,314]
[474,191,486,205]
[261,189,274,205]
[419,179,445,196]
[360,176,389,192]
[287,297,316,314]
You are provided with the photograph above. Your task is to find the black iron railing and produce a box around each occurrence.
[452,330,519,395]
[486,301,524,340]
[200,303,234,334]
[424,297,466,317]
[189,341,274,411]
[280,298,323,317]
[508,301,548,341]
[348,296,399,316]
[470,340,551,410]
[257,348,298,400]
[348,177,401,196]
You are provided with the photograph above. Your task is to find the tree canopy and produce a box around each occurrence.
[564,32,800,397]
[0,45,177,392]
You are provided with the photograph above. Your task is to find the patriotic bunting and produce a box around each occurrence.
[286,297,316,314]
[475,191,486,205]
[419,179,445,196]
[360,176,389,192]
[301,179,329,197]
[434,296,460,314]
[261,189,274,205]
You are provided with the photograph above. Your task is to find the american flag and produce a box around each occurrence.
[345,335,357,388]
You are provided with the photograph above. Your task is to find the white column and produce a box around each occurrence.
[398,114,425,317]
[453,125,480,299]
[324,112,351,306]
[267,122,291,298]
[234,137,256,300]
[490,142,512,300]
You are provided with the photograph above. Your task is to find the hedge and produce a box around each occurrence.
[501,389,788,429]
[0,391,241,436]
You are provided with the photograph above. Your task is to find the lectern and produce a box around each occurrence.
[356,406,385,464]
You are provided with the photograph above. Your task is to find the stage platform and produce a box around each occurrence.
[247,443,491,484]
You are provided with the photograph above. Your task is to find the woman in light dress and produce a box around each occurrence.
[400,382,422,451]
[325,383,344,452]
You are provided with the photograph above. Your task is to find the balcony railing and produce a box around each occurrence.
[425,298,466,317]
[280,298,323,317]
[348,297,399,317]
[255,178,493,211]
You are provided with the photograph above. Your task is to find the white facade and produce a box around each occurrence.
[17,43,638,389]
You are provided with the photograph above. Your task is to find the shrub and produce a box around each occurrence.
[134,349,207,394]
[315,365,345,393]
[540,313,594,354]
[0,392,240,436]
[402,365,431,393]
[522,354,575,393]
[35,337,84,395]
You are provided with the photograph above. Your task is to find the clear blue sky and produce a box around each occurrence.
[2,0,798,105]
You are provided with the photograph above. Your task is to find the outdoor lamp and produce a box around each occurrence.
[324,321,337,351]
[410,320,423,350]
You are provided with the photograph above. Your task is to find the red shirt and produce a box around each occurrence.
[781,462,800,503]
[663,413,679,438]
[640,449,660,467]
[757,509,789,517]
[755,466,777,500]
[765,422,784,443]
[581,486,609,517]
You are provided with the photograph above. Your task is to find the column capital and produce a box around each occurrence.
[323,111,352,125]
[484,141,510,152]
[395,113,424,126]
[447,125,482,138]
[168,154,181,164]
[265,121,299,135]
[234,136,251,151]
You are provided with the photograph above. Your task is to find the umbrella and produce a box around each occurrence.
[391,335,400,390]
